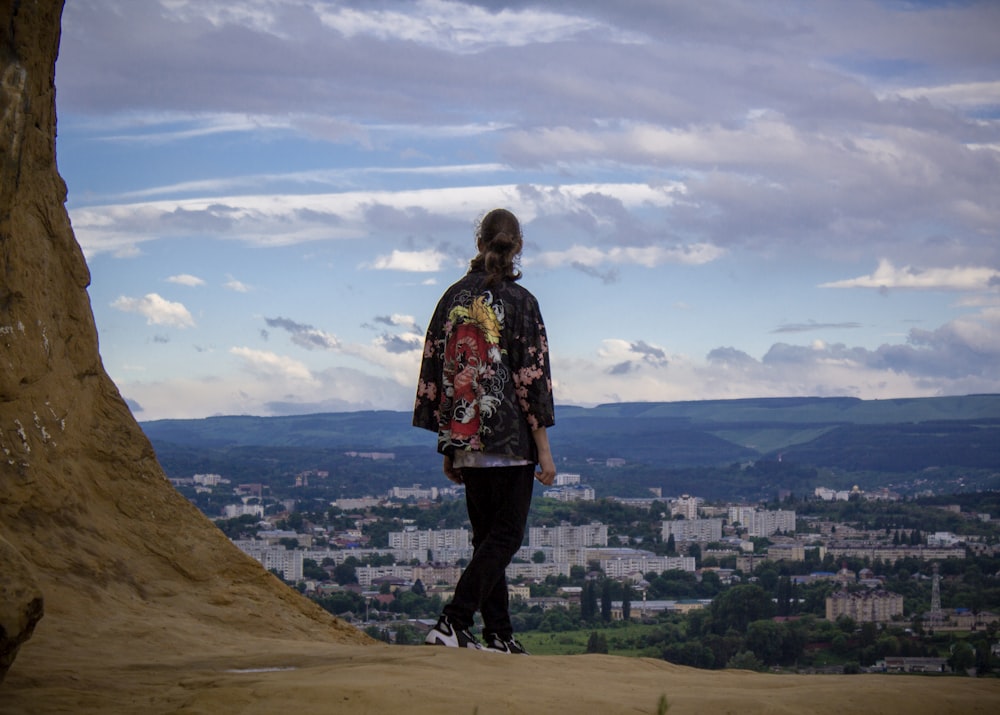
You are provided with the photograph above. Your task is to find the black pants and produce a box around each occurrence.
[443,464,535,638]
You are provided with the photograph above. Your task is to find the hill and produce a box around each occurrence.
[139,395,1000,500]
[2,4,999,713]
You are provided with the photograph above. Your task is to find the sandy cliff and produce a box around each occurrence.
[1,2,998,713]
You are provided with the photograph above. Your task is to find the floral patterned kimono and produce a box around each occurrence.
[413,269,554,463]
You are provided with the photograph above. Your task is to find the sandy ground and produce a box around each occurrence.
[5,611,1000,715]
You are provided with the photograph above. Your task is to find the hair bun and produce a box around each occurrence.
[491,231,515,250]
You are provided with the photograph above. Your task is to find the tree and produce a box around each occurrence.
[709,584,775,634]
[582,580,598,622]
[586,631,609,654]
[666,534,677,555]
[302,558,327,581]
[532,550,546,564]
[775,575,793,617]
[622,584,632,621]
[949,641,975,674]
[411,578,426,596]
[745,620,784,665]
[727,650,766,672]
[601,579,613,622]
[333,562,357,585]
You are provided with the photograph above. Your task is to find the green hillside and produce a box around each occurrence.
[140,395,1000,499]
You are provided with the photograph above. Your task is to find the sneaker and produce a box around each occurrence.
[424,615,482,650]
[483,634,530,655]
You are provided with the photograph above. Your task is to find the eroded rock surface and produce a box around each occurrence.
[0,0,365,682]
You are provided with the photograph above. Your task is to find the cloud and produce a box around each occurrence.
[371,248,449,272]
[822,259,1000,292]
[533,242,725,271]
[893,80,1000,110]
[229,346,315,382]
[111,293,195,328]
[118,365,414,421]
[224,276,252,292]
[264,317,340,351]
[597,338,670,376]
[375,333,425,355]
[166,273,205,287]
[373,313,419,330]
[772,321,863,334]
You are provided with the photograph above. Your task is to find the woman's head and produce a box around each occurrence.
[471,208,523,285]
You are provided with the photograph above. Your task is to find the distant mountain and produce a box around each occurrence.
[141,394,1000,475]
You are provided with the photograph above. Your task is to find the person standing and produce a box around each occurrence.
[413,208,556,654]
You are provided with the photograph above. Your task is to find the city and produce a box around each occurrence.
[171,469,1000,675]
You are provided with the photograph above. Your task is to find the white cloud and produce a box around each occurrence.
[892,80,1000,110]
[532,242,724,270]
[371,249,449,272]
[229,346,314,382]
[111,293,195,328]
[314,0,624,54]
[167,273,205,287]
[264,317,340,351]
[70,182,693,257]
[821,259,1000,291]
[224,276,252,292]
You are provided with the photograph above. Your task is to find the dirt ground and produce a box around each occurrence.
[4,604,1000,715]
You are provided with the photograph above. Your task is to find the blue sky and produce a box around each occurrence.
[54,0,1000,421]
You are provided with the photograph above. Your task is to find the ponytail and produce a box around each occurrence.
[471,209,523,286]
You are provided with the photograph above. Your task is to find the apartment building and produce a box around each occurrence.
[661,518,723,542]
[826,589,904,623]
[671,494,702,520]
[728,506,796,536]
[601,555,695,578]
[388,527,470,550]
[529,522,608,548]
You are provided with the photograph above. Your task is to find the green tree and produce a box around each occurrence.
[949,641,975,674]
[582,580,598,622]
[302,558,327,581]
[601,579,613,622]
[727,650,766,672]
[745,620,784,665]
[622,584,632,621]
[709,584,775,634]
[333,562,357,585]
[586,631,609,654]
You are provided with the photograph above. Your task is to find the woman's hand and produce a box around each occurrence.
[532,427,556,486]
[442,454,464,484]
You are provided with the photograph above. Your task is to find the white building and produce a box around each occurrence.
[223,502,264,519]
[671,495,702,520]
[389,484,439,500]
[529,523,608,548]
[332,497,382,510]
[661,518,723,543]
[388,527,470,550]
[601,555,695,578]
[236,543,303,581]
[543,484,595,502]
[505,561,572,580]
[815,487,851,501]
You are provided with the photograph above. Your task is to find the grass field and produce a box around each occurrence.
[518,623,662,657]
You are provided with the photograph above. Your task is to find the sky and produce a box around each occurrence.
[53,0,1000,422]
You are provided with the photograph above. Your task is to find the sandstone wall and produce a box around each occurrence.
[0,0,365,683]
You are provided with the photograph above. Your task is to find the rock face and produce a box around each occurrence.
[0,535,42,683]
[0,0,365,684]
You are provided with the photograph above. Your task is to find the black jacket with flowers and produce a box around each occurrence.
[413,269,554,463]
